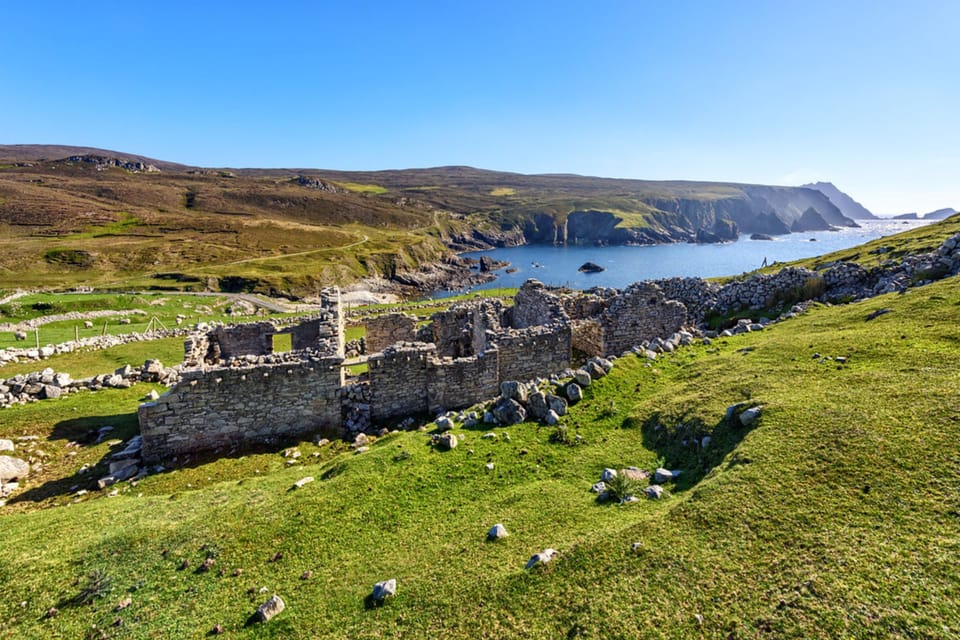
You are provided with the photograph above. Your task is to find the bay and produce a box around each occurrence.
[449,219,931,294]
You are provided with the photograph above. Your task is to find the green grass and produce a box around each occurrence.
[0,337,184,379]
[336,182,389,195]
[0,292,261,350]
[1,274,959,637]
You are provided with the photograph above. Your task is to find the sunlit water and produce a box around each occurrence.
[440,219,929,295]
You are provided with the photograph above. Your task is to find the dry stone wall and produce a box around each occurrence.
[496,324,572,382]
[598,283,688,356]
[139,355,344,463]
[368,343,435,422]
[511,279,569,328]
[364,313,417,353]
[427,349,500,414]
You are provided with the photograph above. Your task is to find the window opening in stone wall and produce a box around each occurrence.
[272,333,292,353]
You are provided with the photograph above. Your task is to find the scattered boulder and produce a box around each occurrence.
[525,548,558,569]
[591,481,606,494]
[546,394,567,416]
[653,468,675,483]
[252,595,285,623]
[293,477,315,489]
[491,397,526,425]
[435,415,454,432]
[600,468,618,482]
[739,406,763,426]
[499,380,528,404]
[621,467,649,481]
[0,439,13,453]
[544,409,560,426]
[0,456,29,483]
[565,383,583,403]
[572,370,592,388]
[645,485,664,500]
[437,433,458,450]
[487,523,509,540]
[371,578,397,603]
[526,391,549,420]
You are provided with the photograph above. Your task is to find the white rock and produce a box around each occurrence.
[254,594,285,622]
[600,468,618,482]
[525,548,557,569]
[293,476,315,489]
[484,463,495,471]
[591,481,606,493]
[645,485,664,499]
[0,439,14,453]
[371,578,396,602]
[487,523,509,540]
[653,468,674,483]
[0,456,29,483]
[739,406,763,426]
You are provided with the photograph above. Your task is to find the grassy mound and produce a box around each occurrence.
[1,272,958,637]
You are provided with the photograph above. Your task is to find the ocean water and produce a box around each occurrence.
[445,219,930,294]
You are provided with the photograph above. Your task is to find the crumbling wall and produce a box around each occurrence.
[599,283,687,355]
[365,313,417,353]
[427,299,505,357]
[562,293,607,321]
[511,279,569,328]
[287,288,344,355]
[139,355,344,463]
[571,319,603,357]
[496,324,571,382]
[427,348,500,413]
[210,322,275,360]
[655,277,720,322]
[368,343,435,422]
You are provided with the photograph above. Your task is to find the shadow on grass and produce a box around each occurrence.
[10,414,341,505]
[638,408,759,492]
[8,411,141,505]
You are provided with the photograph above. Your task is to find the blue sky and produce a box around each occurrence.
[2,1,957,213]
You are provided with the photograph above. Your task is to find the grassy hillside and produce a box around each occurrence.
[1,271,958,637]
[0,146,862,297]
[0,152,460,296]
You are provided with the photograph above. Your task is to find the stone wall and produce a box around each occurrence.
[139,355,344,462]
[655,277,720,322]
[511,279,568,328]
[364,313,417,353]
[571,319,603,357]
[496,324,571,382]
[598,282,687,356]
[428,299,505,357]
[427,348,500,413]
[210,322,276,360]
[368,343,435,422]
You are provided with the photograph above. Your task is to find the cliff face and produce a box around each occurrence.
[496,186,856,247]
[802,181,878,220]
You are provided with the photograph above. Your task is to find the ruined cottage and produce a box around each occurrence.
[138,280,688,462]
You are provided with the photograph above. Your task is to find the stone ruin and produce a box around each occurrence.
[138,280,689,462]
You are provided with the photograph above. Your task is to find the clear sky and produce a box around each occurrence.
[2,1,957,213]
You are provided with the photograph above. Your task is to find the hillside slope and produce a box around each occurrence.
[0,262,958,637]
[0,146,862,296]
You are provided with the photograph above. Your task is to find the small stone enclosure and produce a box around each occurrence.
[138,280,689,462]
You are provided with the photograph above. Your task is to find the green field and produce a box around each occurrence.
[0,264,958,637]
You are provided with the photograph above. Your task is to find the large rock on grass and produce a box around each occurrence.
[492,397,526,425]
[253,595,285,622]
[0,456,29,483]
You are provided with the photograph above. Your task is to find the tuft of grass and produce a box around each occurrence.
[602,471,641,503]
